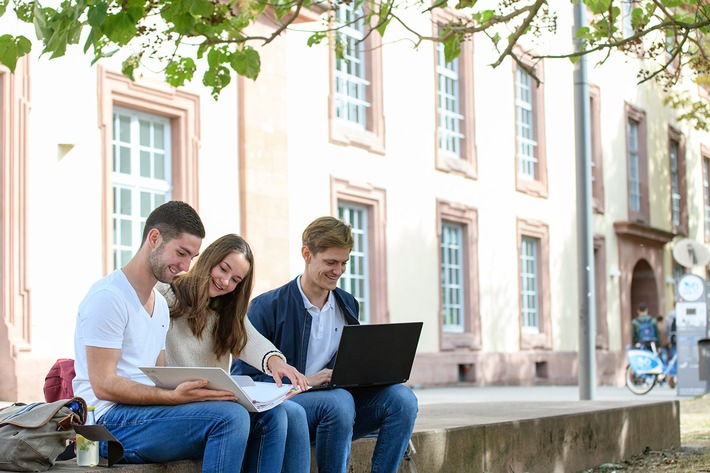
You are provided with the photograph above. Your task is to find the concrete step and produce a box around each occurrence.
[23,399,679,473]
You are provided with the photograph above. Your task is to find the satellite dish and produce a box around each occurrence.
[672,239,710,268]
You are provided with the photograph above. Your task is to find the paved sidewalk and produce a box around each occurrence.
[411,383,684,405]
[1,382,684,407]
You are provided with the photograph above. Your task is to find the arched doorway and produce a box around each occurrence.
[630,259,658,321]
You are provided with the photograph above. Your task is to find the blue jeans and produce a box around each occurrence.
[98,401,288,473]
[246,406,289,472]
[280,400,311,473]
[289,384,418,473]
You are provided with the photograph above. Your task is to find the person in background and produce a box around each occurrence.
[233,216,418,473]
[158,233,310,473]
[631,303,660,350]
[73,201,250,472]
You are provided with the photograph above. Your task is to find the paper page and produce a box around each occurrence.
[241,382,295,404]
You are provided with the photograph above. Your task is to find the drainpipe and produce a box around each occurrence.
[574,0,597,400]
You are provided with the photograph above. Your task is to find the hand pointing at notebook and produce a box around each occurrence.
[267,355,309,391]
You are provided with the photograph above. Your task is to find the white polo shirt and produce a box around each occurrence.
[297,276,345,375]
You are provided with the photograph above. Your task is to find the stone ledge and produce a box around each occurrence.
[12,400,680,473]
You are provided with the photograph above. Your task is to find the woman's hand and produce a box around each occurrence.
[267,356,310,392]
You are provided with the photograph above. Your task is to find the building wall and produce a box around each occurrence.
[3,3,710,401]
[0,16,240,401]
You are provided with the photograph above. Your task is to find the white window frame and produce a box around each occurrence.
[670,139,681,228]
[112,107,172,269]
[520,236,540,333]
[437,41,464,157]
[334,3,370,128]
[627,118,641,213]
[338,202,370,323]
[515,68,537,179]
[441,221,465,333]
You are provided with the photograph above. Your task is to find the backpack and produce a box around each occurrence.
[0,398,86,472]
[39,359,125,468]
[43,358,76,403]
[637,317,657,344]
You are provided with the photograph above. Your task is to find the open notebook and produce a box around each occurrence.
[140,366,300,412]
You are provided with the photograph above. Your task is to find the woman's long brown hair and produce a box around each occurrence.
[169,234,254,358]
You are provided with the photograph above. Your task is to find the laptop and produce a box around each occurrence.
[309,321,423,390]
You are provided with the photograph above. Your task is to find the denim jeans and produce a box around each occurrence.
[280,400,311,473]
[246,406,289,472]
[289,384,418,473]
[98,401,289,473]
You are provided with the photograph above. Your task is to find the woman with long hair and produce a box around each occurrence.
[158,234,310,473]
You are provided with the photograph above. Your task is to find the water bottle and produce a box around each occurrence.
[76,406,99,467]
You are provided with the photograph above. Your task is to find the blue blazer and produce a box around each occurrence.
[231,277,360,383]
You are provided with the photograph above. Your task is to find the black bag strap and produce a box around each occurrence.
[58,423,125,467]
[73,423,125,467]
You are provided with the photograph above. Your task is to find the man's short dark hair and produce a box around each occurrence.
[141,201,205,244]
[638,303,647,313]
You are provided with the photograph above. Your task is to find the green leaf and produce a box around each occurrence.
[442,34,462,63]
[231,46,260,80]
[374,2,391,37]
[190,0,214,17]
[83,27,98,53]
[166,57,196,87]
[121,53,141,81]
[203,64,231,100]
[575,26,590,40]
[126,0,146,21]
[170,12,197,34]
[32,3,50,41]
[474,9,495,25]
[15,1,34,22]
[376,17,390,37]
[272,0,293,21]
[0,34,32,71]
[307,31,326,47]
[207,46,226,68]
[455,0,476,9]
[103,12,138,45]
[584,0,612,15]
[87,2,108,27]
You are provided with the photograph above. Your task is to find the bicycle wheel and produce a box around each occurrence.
[625,364,656,395]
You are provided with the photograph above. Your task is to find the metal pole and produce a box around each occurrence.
[573,1,597,400]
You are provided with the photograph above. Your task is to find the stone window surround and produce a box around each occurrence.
[98,66,200,274]
[437,199,481,351]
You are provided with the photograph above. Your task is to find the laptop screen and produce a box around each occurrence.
[329,322,423,388]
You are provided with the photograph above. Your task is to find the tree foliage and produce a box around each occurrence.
[1,0,710,110]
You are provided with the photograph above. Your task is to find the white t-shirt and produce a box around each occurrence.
[297,276,345,375]
[73,270,169,419]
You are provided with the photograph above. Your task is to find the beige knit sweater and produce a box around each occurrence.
[158,283,285,374]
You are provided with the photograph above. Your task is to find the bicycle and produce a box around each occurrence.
[625,342,678,395]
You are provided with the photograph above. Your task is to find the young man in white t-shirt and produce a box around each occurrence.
[73,201,286,472]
